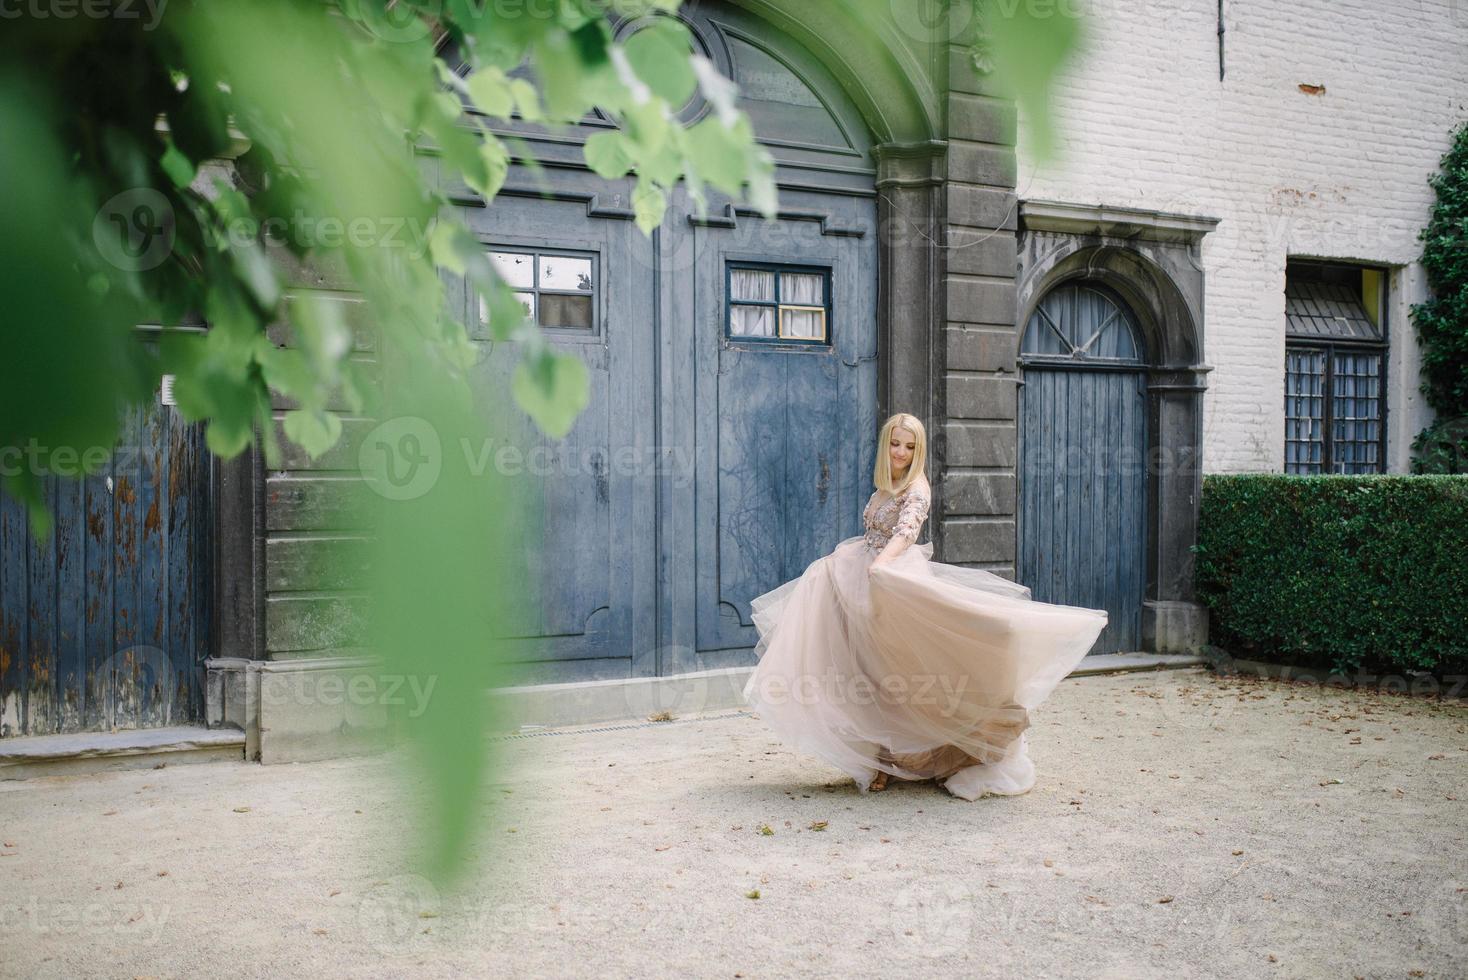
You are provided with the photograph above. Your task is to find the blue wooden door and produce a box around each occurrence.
[460,186,659,682]
[453,0,882,681]
[683,192,879,667]
[1018,282,1148,654]
[0,390,212,737]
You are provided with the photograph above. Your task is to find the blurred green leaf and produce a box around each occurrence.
[584,130,635,180]
[512,348,590,440]
[624,17,695,106]
[978,0,1083,162]
[633,178,666,234]
[467,66,515,117]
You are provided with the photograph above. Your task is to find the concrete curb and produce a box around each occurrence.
[0,725,246,781]
[486,653,1211,732]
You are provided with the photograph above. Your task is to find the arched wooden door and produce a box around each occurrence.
[1018,282,1148,654]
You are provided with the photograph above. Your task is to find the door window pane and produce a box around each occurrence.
[780,307,824,340]
[1285,348,1325,475]
[731,268,776,302]
[539,255,594,293]
[1331,350,1382,474]
[731,305,774,337]
[539,293,593,329]
[781,272,823,306]
[490,251,535,289]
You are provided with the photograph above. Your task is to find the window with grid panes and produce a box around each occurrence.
[727,264,830,344]
[1283,261,1387,474]
[482,248,596,332]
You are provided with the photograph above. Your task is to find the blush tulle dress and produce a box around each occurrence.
[742,480,1108,800]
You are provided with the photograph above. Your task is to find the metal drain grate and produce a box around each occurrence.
[488,709,754,742]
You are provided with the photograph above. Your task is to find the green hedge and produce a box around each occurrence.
[1193,474,1468,675]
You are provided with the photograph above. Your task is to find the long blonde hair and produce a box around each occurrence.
[874,413,928,495]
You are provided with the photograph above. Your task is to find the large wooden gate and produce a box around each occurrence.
[462,1,880,681]
[1018,281,1148,654]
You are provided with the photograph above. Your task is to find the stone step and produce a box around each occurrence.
[1070,652,1208,676]
[0,725,246,781]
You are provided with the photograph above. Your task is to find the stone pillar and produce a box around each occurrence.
[1143,366,1212,652]
[874,140,947,551]
[937,41,1022,575]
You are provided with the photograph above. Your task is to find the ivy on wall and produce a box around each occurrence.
[1411,121,1468,473]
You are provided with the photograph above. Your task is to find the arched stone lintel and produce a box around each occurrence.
[732,0,941,146]
[1017,240,1209,373]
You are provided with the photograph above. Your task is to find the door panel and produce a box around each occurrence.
[460,193,657,679]
[0,395,211,737]
[1018,367,1147,654]
[686,194,879,661]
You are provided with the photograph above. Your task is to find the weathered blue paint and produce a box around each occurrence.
[1018,283,1148,655]
[0,393,211,737]
[689,195,878,668]
[453,1,881,682]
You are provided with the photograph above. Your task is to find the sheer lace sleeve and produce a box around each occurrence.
[892,485,930,542]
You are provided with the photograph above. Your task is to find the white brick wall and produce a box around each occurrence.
[1015,0,1468,473]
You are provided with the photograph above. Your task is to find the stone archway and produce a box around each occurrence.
[1016,201,1219,653]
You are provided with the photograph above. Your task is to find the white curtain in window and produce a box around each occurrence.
[731,268,776,302]
[781,308,823,339]
[731,304,774,337]
[781,272,823,306]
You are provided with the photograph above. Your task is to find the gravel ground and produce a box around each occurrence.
[1,665,1465,979]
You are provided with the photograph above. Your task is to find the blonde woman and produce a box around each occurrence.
[743,412,1108,800]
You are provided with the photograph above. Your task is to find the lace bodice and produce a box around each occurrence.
[862,481,931,550]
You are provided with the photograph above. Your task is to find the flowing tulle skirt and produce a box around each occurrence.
[742,535,1108,799]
